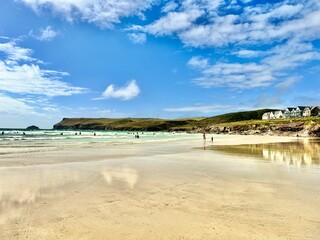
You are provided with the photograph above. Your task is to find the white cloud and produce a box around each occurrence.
[138,0,320,47]
[187,56,208,69]
[164,103,251,114]
[36,26,59,41]
[99,80,140,101]
[189,40,320,89]
[164,104,230,113]
[276,77,299,92]
[18,0,156,28]
[127,33,147,44]
[253,94,283,109]
[232,49,264,58]
[0,94,35,115]
[146,9,203,35]
[162,1,179,13]
[0,38,86,97]
[0,63,85,96]
[0,41,34,63]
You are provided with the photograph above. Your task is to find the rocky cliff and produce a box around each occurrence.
[203,120,320,137]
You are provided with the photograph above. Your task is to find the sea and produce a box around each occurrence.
[0,129,199,155]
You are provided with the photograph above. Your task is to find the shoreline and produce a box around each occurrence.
[0,134,300,168]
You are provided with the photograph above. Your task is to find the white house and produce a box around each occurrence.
[262,106,319,120]
[301,106,312,117]
[269,112,275,119]
[284,108,295,118]
[290,108,297,118]
[274,110,284,119]
[295,107,302,118]
[262,112,270,120]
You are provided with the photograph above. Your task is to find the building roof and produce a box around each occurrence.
[274,110,283,114]
[297,106,311,111]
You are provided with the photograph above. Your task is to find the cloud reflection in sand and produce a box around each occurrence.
[102,166,138,189]
[0,166,80,224]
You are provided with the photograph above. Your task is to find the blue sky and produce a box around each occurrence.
[0,0,320,128]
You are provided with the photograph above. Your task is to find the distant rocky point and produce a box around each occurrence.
[26,125,40,130]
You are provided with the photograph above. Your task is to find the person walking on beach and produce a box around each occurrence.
[211,136,213,142]
[203,132,206,150]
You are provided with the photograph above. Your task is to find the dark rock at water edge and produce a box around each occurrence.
[26,125,40,130]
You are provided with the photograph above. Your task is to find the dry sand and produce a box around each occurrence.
[0,135,319,240]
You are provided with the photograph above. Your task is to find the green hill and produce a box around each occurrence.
[195,109,278,127]
[53,118,199,131]
[53,109,275,131]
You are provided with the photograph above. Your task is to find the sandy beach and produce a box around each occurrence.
[1,134,320,240]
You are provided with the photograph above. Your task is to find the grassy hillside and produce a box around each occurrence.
[53,109,277,131]
[211,116,320,127]
[195,109,277,127]
[53,118,200,131]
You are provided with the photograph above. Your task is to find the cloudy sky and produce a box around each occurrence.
[1,0,320,128]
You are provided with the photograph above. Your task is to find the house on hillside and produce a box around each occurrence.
[262,106,319,120]
[311,106,320,116]
[291,108,299,118]
[295,106,311,117]
[300,106,312,117]
[285,108,295,118]
[269,112,275,119]
[274,110,284,119]
[294,107,302,118]
[262,112,270,120]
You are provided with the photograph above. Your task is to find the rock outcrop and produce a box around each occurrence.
[26,125,40,130]
[203,121,320,137]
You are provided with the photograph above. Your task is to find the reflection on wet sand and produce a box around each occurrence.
[102,166,139,189]
[0,166,80,224]
[0,163,139,226]
[211,140,320,168]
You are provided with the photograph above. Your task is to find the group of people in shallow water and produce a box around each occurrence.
[1,131,26,135]
[1,131,213,141]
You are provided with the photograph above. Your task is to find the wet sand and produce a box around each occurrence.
[1,135,320,239]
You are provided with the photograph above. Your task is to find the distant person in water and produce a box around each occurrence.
[94,133,96,136]
[211,136,213,142]
[60,133,63,135]
[1,131,4,135]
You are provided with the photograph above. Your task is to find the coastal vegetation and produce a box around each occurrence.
[53,109,273,131]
